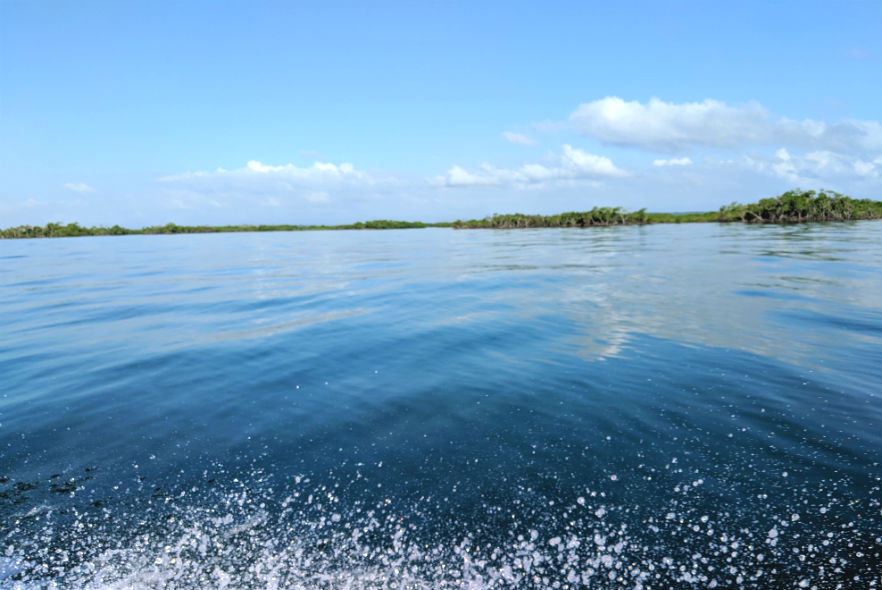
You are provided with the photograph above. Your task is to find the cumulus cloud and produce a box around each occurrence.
[161,160,378,184]
[740,148,881,184]
[653,157,693,167]
[435,145,625,187]
[63,182,95,193]
[569,97,882,154]
[501,131,535,146]
[151,159,400,218]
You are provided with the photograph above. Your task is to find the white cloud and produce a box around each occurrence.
[441,165,500,187]
[569,96,882,154]
[741,149,881,185]
[162,160,377,184]
[560,145,625,176]
[435,145,625,187]
[652,157,693,167]
[502,131,535,146]
[150,159,401,220]
[63,182,95,193]
[853,157,881,177]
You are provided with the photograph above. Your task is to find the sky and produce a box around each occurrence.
[1,0,880,227]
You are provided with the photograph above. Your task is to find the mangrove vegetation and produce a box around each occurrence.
[0,219,451,239]
[452,190,882,228]
[2,190,879,239]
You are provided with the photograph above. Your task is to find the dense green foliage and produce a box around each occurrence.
[453,189,881,228]
[716,189,882,223]
[454,207,653,228]
[1,190,878,239]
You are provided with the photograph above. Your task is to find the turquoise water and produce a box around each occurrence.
[1,222,880,588]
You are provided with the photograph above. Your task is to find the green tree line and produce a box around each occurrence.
[0,220,448,239]
[716,189,881,223]
[2,190,879,238]
[453,189,880,228]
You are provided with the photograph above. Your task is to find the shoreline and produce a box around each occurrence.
[3,189,880,239]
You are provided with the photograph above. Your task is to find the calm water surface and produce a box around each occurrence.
[1,222,880,588]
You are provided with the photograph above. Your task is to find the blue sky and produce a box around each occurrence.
[2,0,880,226]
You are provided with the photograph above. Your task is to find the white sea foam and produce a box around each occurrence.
[3,474,878,590]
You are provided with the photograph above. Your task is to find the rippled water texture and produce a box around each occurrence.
[1,222,880,589]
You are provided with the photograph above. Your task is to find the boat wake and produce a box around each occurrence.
[4,469,879,589]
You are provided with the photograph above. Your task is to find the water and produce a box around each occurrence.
[1,222,880,589]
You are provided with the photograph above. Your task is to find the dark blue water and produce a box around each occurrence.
[1,222,880,589]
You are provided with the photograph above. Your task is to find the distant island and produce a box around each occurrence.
[2,189,880,239]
